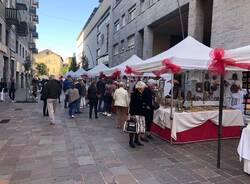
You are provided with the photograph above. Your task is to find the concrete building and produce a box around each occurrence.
[76,0,111,69]
[34,49,63,77]
[77,0,250,68]
[0,0,38,89]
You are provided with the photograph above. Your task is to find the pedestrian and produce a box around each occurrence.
[128,81,147,148]
[0,78,7,102]
[66,83,80,118]
[32,78,38,100]
[46,75,61,125]
[40,79,48,116]
[113,82,129,128]
[57,79,63,104]
[75,79,82,113]
[87,81,98,119]
[80,80,87,108]
[8,77,16,102]
[96,77,106,112]
[103,79,114,117]
[63,75,73,108]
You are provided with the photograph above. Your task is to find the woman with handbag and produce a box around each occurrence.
[128,81,147,148]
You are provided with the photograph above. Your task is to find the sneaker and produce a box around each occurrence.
[95,116,98,119]
[102,112,107,116]
[50,122,55,126]
[107,113,111,117]
[71,115,75,118]
[140,137,149,142]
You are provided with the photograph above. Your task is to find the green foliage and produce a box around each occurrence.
[35,63,49,76]
[68,54,79,72]
[61,65,69,75]
[81,52,89,70]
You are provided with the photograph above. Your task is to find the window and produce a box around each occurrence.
[19,44,21,56]
[97,49,101,57]
[127,34,135,49]
[140,0,146,12]
[113,44,119,56]
[97,33,101,44]
[120,40,125,53]
[22,47,24,58]
[0,23,2,42]
[114,20,120,32]
[128,5,136,22]
[121,14,126,27]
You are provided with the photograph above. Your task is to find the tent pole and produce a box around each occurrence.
[217,74,224,169]
[170,73,174,120]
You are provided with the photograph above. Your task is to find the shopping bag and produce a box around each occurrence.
[123,117,138,133]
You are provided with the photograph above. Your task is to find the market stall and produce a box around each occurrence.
[126,36,249,144]
[74,68,87,78]
[87,63,109,77]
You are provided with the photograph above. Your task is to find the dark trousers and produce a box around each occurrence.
[89,98,98,118]
[98,96,104,112]
[9,90,15,101]
[43,100,48,116]
[64,94,69,108]
[145,110,153,132]
[69,100,77,116]
[129,133,139,145]
[76,98,81,113]
[104,95,112,113]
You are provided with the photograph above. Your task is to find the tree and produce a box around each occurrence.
[60,64,69,75]
[68,54,79,72]
[35,63,49,77]
[81,52,89,70]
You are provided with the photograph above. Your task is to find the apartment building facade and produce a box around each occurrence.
[78,0,250,68]
[0,0,38,89]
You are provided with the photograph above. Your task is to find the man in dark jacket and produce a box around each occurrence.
[46,75,61,125]
[40,79,48,116]
[87,81,98,119]
[96,78,106,112]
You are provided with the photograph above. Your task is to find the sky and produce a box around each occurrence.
[37,0,99,60]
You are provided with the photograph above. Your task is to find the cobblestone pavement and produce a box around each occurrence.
[0,96,249,184]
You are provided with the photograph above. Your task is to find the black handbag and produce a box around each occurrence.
[123,117,138,133]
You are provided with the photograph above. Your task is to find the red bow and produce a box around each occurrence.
[153,59,181,77]
[99,72,106,78]
[124,66,143,75]
[209,48,250,75]
[112,70,121,79]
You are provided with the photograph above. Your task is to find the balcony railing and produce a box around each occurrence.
[16,3,27,11]
[29,7,36,15]
[5,8,21,25]
[32,15,39,23]
[32,31,38,39]
[29,42,36,49]
[16,22,28,37]
[31,48,38,54]
[32,0,39,8]
[0,0,4,18]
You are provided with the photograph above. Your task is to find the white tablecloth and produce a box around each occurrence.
[237,126,250,174]
[154,107,244,140]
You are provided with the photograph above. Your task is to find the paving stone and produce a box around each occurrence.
[0,94,247,184]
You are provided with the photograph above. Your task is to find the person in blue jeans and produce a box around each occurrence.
[96,77,106,112]
[66,83,80,118]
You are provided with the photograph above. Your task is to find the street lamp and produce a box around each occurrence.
[177,0,185,39]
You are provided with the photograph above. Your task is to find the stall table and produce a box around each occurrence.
[152,107,244,144]
[237,126,250,175]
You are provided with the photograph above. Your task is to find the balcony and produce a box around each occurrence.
[16,3,27,11]
[29,42,36,49]
[32,0,39,8]
[31,31,38,39]
[32,15,39,23]
[29,7,36,15]
[16,22,28,37]
[5,8,21,25]
[31,48,38,54]
[29,25,36,32]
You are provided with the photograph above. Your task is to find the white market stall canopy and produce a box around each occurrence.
[87,63,109,77]
[74,68,87,78]
[129,36,250,73]
[64,70,75,78]
[104,55,143,76]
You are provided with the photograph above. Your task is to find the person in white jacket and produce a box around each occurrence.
[113,82,130,128]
